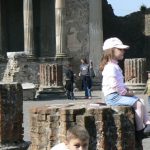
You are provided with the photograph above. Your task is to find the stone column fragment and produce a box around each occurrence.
[124,58,147,93]
[39,63,63,87]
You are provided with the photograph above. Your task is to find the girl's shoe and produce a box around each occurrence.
[88,96,92,99]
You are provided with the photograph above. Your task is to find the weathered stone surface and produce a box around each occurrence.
[2,52,38,84]
[22,83,36,101]
[0,82,30,149]
[30,103,141,150]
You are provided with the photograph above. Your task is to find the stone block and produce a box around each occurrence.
[22,83,36,101]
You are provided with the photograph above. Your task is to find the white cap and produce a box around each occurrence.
[103,37,129,51]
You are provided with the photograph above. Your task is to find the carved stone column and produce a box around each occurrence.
[55,0,67,58]
[124,58,147,93]
[23,0,35,57]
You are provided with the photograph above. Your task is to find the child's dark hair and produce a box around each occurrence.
[66,125,89,142]
[81,58,88,64]
[99,48,114,71]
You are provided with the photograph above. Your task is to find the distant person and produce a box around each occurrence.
[79,58,92,99]
[51,125,89,150]
[99,37,150,140]
[65,64,75,100]
[144,71,150,111]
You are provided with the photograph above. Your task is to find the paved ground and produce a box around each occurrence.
[23,91,150,150]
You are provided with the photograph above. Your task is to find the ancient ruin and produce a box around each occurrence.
[0,0,150,149]
[30,103,142,150]
[124,58,147,93]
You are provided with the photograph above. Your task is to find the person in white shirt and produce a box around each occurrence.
[99,37,150,141]
[51,125,89,150]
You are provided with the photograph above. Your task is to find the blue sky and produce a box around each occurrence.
[107,0,150,16]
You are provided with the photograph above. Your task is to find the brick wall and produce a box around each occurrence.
[30,103,142,150]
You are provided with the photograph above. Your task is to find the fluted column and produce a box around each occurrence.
[23,0,34,57]
[55,0,67,58]
[124,58,147,93]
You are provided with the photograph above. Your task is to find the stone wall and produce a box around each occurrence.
[30,103,141,150]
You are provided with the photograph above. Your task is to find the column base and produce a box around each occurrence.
[35,86,66,100]
[55,53,67,58]
[125,83,146,94]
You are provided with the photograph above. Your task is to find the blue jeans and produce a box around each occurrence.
[85,86,91,97]
[82,76,92,97]
[148,96,150,107]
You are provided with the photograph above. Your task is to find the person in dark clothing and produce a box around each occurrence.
[65,64,75,100]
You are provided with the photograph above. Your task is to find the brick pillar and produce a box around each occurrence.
[0,83,29,149]
[124,58,147,93]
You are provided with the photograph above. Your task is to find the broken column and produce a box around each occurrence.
[0,83,29,149]
[37,63,64,98]
[30,103,141,150]
[3,52,36,101]
[124,58,147,93]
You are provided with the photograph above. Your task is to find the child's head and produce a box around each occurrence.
[100,37,129,71]
[81,58,88,64]
[67,63,72,68]
[66,125,89,150]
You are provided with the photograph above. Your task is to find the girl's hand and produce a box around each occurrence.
[126,90,134,96]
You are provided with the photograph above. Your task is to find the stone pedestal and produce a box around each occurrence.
[37,63,64,99]
[124,58,147,93]
[30,103,142,150]
[0,83,30,149]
